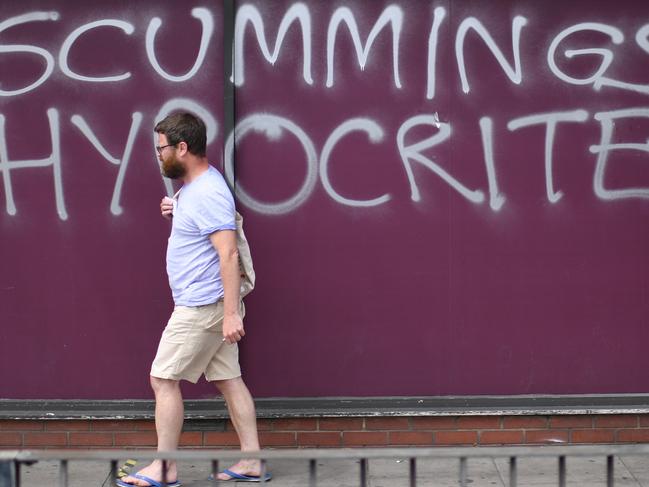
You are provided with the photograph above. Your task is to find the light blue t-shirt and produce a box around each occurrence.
[166,165,236,306]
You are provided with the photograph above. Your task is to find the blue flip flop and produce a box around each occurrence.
[211,469,272,482]
[116,472,181,487]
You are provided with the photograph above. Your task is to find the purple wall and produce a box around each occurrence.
[1,0,648,399]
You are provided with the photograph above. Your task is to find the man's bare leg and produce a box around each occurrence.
[213,376,264,480]
[120,377,183,486]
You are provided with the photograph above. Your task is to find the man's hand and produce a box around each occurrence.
[222,312,245,344]
[161,196,174,220]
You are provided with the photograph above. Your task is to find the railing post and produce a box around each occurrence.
[211,460,219,484]
[360,458,368,487]
[0,461,15,487]
[509,456,517,487]
[607,455,614,487]
[558,456,566,487]
[309,459,317,487]
[109,460,118,486]
[59,460,68,487]
[409,457,417,487]
[459,457,468,487]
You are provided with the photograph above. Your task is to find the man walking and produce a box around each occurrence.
[119,113,270,486]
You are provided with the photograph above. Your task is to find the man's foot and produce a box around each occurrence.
[118,460,179,486]
[216,459,264,481]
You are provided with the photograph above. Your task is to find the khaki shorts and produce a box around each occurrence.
[150,300,244,383]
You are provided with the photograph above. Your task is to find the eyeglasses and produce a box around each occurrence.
[156,143,176,155]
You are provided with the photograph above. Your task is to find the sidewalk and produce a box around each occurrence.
[14,454,649,486]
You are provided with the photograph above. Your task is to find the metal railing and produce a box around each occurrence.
[2,444,649,487]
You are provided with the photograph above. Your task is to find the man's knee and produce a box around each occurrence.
[150,375,180,393]
[212,376,244,394]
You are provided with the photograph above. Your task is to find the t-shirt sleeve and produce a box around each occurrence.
[193,185,237,236]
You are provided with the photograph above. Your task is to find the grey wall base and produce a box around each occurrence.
[2,395,649,420]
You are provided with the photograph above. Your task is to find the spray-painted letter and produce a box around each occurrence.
[146,8,214,82]
[479,117,506,211]
[233,3,312,86]
[508,110,589,203]
[547,23,648,95]
[327,5,403,88]
[397,114,484,204]
[320,118,391,207]
[589,108,649,200]
[71,112,143,215]
[455,16,527,94]
[224,114,318,214]
[0,12,59,96]
[0,109,67,219]
[426,7,447,100]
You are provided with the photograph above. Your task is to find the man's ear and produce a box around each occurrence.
[177,141,188,156]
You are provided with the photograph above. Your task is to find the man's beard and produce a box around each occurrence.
[161,156,187,179]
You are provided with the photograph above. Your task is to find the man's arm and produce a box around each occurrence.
[210,229,244,344]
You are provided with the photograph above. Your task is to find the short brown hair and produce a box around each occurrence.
[154,112,207,157]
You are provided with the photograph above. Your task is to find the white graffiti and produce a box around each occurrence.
[637,24,649,54]
[320,118,391,207]
[224,114,319,215]
[548,23,623,88]
[1,6,649,96]
[0,11,59,96]
[233,3,312,86]
[59,20,134,82]
[426,6,447,100]
[71,112,142,215]
[508,110,590,203]
[223,110,648,214]
[0,99,220,219]
[455,15,527,94]
[326,5,403,89]
[548,22,649,96]
[479,117,506,211]
[589,108,649,200]
[1,106,648,219]
[146,7,214,82]
[397,114,485,205]
[0,108,67,219]
[1,4,649,220]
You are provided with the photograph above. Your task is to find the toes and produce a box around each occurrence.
[118,475,149,486]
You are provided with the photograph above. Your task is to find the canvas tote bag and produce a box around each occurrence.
[235,211,255,298]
